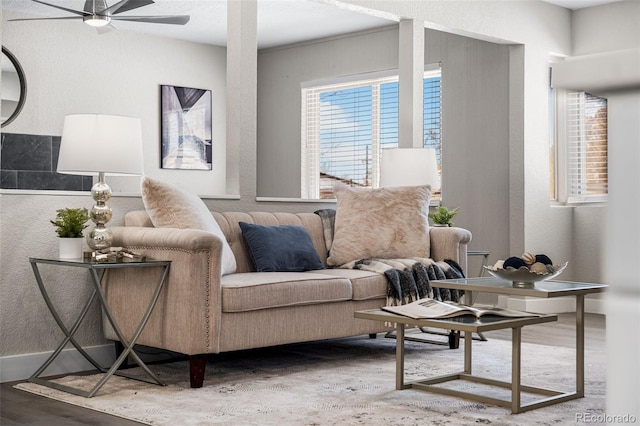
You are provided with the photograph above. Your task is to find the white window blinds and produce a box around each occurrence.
[301,68,442,199]
[566,92,608,203]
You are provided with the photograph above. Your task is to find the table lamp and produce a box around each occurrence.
[57,114,144,251]
[379,148,440,191]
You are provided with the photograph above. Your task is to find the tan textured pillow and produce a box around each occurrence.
[140,176,237,275]
[327,184,431,266]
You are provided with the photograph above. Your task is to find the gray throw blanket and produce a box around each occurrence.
[314,209,465,306]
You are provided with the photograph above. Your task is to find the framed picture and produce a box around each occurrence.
[161,85,212,170]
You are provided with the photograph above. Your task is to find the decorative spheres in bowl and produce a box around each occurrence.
[483,252,567,288]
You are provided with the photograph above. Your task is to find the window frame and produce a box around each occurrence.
[301,65,442,200]
[552,87,608,205]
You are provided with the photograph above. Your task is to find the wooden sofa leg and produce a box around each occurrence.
[448,330,460,349]
[189,354,207,388]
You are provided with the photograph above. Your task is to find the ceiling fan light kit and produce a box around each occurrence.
[9,0,190,31]
[84,15,111,27]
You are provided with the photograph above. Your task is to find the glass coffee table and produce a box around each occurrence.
[355,309,558,413]
[430,277,607,400]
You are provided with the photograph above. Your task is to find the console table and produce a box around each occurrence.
[430,277,607,400]
[29,256,171,397]
[355,309,558,413]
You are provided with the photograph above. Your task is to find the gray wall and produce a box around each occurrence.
[257,27,511,265]
[567,0,640,283]
[1,8,228,196]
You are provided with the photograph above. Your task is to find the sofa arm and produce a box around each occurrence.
[429,226,473,275]
[104,226,226,355]
[112,226,225,253]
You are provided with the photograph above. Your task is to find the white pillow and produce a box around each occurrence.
[140,176,237,275]
[327,183,431,266]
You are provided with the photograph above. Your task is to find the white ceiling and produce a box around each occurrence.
[542,0,621,9]
[2,0,623,48]
[2,0,394,49]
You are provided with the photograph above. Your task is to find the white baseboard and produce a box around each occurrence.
[0,344,115,383]
[498,295,607,315]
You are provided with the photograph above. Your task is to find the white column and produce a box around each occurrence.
[398,19,424,149]
[605,90,640,420]
[226,0,258,197]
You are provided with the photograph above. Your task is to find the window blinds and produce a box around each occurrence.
[302,69,441,199]
[566,92,608,202]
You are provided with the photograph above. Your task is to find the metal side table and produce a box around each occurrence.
[29,256,171,397]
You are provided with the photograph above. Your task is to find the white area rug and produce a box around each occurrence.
[16,335,606,425]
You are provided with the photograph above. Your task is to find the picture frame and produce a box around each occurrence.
[160,85,212,170]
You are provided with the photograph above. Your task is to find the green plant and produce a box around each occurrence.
[428,205,459,227]
[50,208,90,238]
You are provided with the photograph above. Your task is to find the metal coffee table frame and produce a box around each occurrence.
[29,257,171,398]
[430,277,607,401]
[355,309,560,414]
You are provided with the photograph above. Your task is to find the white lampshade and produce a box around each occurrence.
[57,114,144,176]
[379,148,440,190]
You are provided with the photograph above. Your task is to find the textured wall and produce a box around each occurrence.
[1,8,228,196]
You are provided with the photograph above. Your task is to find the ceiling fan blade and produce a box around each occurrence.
[8,16,83,22]
[102,0,155,15]
[111,15,190,25]
[31,0,89,16]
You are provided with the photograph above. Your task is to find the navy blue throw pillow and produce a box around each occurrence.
[239,222,325,272]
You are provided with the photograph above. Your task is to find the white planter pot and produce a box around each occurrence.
[59,238,84,259]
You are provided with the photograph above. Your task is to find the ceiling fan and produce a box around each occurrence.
[8,0,190,32]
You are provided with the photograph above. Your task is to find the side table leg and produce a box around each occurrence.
[512,326,522,413]
[464,331,472,374]
[29,262,105,378]
[396,324,405,390]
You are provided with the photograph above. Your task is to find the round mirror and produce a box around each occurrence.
[1,46,27,128]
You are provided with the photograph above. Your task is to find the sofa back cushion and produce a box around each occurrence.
[213,212,328,273]
[125,210,328,274]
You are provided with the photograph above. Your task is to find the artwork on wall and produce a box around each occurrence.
[161,85,212,170]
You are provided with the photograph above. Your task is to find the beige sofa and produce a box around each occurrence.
[104,210,472,388]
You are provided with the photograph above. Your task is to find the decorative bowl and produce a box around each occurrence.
[483,262,568,288]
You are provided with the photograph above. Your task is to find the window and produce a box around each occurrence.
[301,68,442,199]
[551,87,608,204]
[566,92,608,203]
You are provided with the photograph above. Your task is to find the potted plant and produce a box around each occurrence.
[51,208,90,258]
[428,205,459,227]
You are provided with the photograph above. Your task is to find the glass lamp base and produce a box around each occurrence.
[87,225,113,251]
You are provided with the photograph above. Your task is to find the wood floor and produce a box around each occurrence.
[1,313,606,425]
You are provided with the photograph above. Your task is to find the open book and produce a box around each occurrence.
[382,298,538,319]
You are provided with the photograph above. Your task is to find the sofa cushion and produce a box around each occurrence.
[239,222,324,272]
[326,183,432,266]
[140,176,237,275]
[221,272,352,312]
[311,269,387,301]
